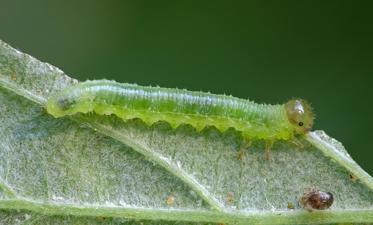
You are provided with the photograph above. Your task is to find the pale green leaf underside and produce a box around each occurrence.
[0,40,371,225]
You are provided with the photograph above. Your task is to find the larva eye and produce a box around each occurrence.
[285,99,314,134]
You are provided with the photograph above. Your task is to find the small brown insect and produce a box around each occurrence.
[300,189,333,211]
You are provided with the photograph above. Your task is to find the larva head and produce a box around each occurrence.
[285,99,314,134]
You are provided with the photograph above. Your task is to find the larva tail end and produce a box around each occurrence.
[46,94,77,118]
[285,99,314,135]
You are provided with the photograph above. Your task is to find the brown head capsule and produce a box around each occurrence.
[285,99,314,134]
[300,189,334,211]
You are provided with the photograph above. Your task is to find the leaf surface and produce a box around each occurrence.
[0,40,372,224]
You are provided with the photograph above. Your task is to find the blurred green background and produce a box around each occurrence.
[0,1,372,174]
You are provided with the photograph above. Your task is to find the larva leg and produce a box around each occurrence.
[290,138,304,149]
[264,140,274,160]
[237,140,251,160]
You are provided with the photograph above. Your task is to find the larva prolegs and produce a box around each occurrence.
[264,140,274,161]
[237,140,252,160]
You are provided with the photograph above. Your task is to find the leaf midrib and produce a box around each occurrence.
[1,199,372,225]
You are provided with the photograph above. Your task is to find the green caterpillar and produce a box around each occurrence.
[46,80,314,141]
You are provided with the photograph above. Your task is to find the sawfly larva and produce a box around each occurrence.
[46,80,314,141]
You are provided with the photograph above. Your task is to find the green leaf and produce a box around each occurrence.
[0,39,372,225]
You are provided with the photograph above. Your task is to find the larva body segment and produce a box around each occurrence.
[46,80,313,140]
